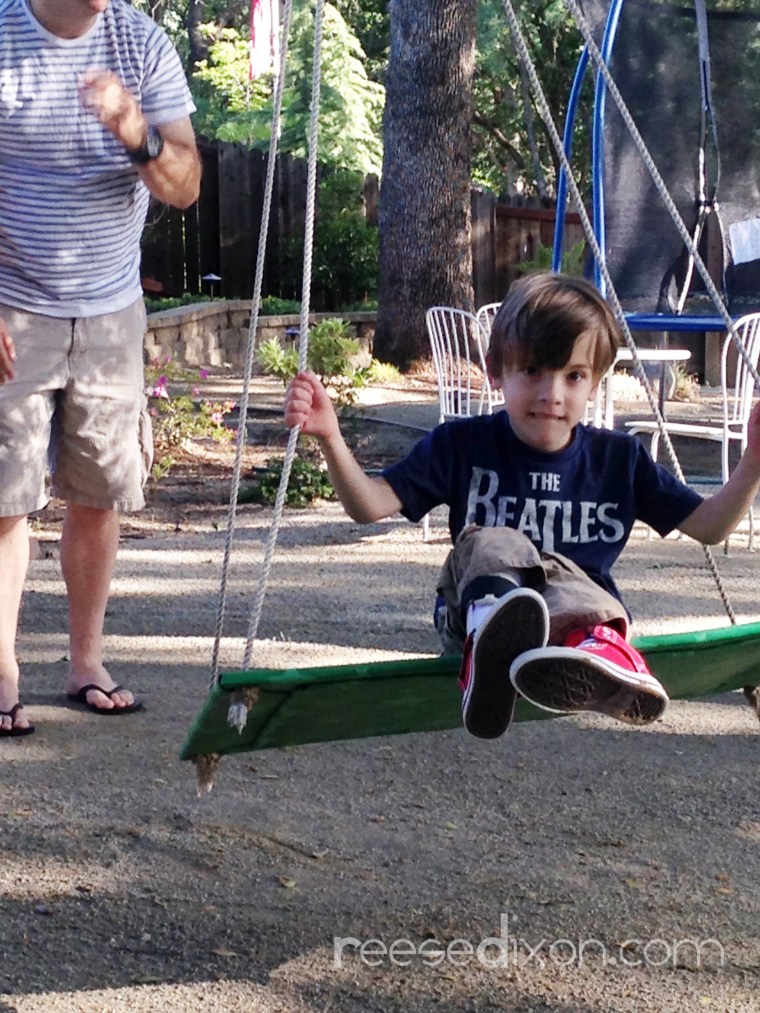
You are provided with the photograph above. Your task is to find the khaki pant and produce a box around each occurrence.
[0,299,151,515]
[436,525,628,653]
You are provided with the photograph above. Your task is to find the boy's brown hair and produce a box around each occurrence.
[487,273,621,380]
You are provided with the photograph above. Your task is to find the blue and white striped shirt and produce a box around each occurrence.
[0,0,196,317]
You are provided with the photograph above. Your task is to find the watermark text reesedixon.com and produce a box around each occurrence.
[333,913,725,971]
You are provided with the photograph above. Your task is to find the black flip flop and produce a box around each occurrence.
[0,703,35,737]
[66,684,143,716]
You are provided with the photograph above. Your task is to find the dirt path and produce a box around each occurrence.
[2,379,760,1012]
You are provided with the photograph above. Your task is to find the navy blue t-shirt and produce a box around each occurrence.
[382,414,703,602]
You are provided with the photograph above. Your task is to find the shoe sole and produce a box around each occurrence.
[462,589,549,739]
[510,649,668,726]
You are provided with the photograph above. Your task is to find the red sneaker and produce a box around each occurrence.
[509,624,668,725]
[459,588,549,739]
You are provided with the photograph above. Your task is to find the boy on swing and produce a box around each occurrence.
[284,274,760,739]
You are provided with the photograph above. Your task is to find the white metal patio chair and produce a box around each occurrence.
[421,307,501,539]
[475,301,501,342]
[626,311,760,551]
[426,306,502,422]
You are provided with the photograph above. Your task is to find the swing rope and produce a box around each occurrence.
[240,0,325,678]
[500,0,749,624]
[209,0,325,705]
[676,0,721,312]
[209,0,294,687]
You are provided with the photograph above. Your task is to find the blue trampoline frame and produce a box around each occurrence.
[551,0,738,338]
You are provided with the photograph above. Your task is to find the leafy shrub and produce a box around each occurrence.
[145,293,302,315]
[145,358,235,480]
[259,295,302,315]
[281,169,378,311]
[256,336,299,384]
[245,451,335,509]
[515,239,587,278]
[257,317,369,409]
[671,363,702,403]
[144,293,228,313]
[365,359,401,384]
[338,298,379,312]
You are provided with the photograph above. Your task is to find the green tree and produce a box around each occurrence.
[272,2,384,174]
[331,0,390,83]
[130,1,249,70]
[191,25,271,139]
[190,2,384,175]
[281,169,379,310]
[474,0,591,196]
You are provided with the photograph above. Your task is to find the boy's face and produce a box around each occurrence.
[496,331,601,453]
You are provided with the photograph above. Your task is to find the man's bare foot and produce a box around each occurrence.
[66,664,142,715]
[0,669,33,734]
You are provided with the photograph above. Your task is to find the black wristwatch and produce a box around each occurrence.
[126,124,164,164]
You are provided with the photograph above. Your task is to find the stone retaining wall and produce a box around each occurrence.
[145,301,376,369]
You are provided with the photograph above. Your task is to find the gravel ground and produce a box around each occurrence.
[2,379,760,1013]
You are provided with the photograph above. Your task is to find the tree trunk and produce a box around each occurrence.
[374,0,477,370]
[186,0,208,74]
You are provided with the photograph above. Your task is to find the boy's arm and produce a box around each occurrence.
[284,371,403,523]
[678,401,760,544]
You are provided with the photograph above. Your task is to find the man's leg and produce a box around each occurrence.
[0,515,32,731]
[61,502,136,711]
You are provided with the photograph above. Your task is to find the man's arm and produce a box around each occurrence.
[79,71,201,209]
[678,401,760,544]
[284,371,403,523]
[131,116,201,210]
[0,319,15,384]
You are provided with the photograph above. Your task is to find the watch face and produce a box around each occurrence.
[128,126,164,164]
[146,126,164,159]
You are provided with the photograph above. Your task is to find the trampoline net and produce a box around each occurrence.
[577,0,760,313]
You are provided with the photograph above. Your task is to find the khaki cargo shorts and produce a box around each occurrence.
[0,298,152,517]
[437,524,629,652]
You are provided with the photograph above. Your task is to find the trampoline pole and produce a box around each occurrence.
[592,0,626,295]
[553,46,590,274]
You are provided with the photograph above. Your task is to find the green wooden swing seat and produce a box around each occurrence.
[180,621,760,761]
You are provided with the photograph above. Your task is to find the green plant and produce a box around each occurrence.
[339,297,379,312]
[250,450,335,509]
[257,317,369,408]
[145,357,235,480]
[259,295,302,315]
[281,169,379,310]
[145,293,303,316]
[256,336,299,383]
[671,363,702,403]
[144,293,228,313]
[365,359,401,384]
[514,239,587,278]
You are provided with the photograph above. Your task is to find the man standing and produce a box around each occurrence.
[0,0,202,734]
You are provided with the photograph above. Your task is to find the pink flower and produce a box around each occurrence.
[151,380,169,400]
[199,369,209,380]
[211,411,223,423]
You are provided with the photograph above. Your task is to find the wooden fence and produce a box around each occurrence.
[140,140,584,308]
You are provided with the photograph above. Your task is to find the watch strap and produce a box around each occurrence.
[126,125,164,165]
